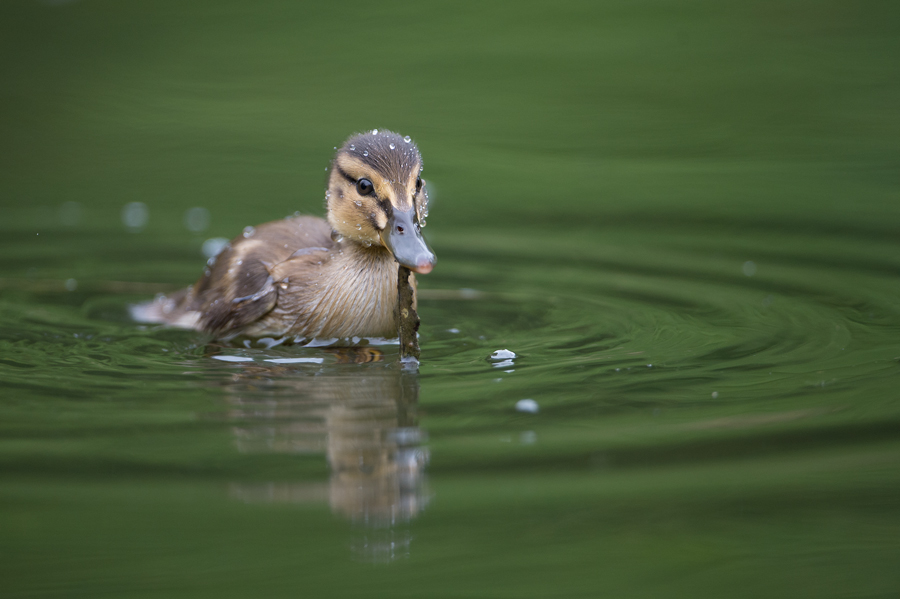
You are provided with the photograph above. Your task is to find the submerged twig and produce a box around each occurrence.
[397,265,420,363]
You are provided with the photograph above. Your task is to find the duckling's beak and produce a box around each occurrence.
[380,208,436,274]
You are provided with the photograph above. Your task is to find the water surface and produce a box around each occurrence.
[1,1,899,597]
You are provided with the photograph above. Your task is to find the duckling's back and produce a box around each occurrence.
[131,216,335,338]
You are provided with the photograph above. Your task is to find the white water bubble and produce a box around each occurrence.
[202,237,229,259]
[403,136,411,143]
[363,150,369,156]
[389,143,396,150]
[447,328,460,334]
[372,129,378,135]
[212,355,253,362]
[121,202,148,231]
[491,349,516,360]
[243,226,256,238]
[183,207,210,232]
[264,357,324,364]
[742,260,757,276]
[515,399,539,413]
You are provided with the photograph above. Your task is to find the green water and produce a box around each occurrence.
[2,1,900,597]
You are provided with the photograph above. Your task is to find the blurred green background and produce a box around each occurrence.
[3,0,898,240]
[2,1,900,598]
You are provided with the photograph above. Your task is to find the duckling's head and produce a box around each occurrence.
[327,129,435,274]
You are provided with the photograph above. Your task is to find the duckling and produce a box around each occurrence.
[132,129,435,341]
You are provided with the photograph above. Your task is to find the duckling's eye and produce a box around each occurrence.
[415,177,422,193]
[356,178,374,196]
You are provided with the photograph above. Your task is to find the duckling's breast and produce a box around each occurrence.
[256,244,406,340]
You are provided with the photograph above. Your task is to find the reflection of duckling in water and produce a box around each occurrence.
[225,354,429,529]
[133,130,435,341]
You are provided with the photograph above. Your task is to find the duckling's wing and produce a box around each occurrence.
[191,216,334,336]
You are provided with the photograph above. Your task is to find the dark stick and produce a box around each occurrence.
[397,265,420,362]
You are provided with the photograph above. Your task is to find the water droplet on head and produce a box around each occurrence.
[354,200,361,207]
[243,226,256,238]
[372,129,378,135]
[403,135,411,143]
[363,150,368,156]
[389,143,395,150]
[350,144,355,150]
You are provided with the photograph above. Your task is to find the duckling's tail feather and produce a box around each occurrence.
[129,289,201,329]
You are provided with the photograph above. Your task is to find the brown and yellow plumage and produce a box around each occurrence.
[132,130,435,341]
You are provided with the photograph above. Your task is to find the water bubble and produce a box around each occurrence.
[491,349,516,360]
[403,135,411,143]
[121,201,148,231]
[711,391,719,399]
[372,129,378,135]
[447,328,460,334]
[64,278,78,291]
[742,260,757,276]
[389,143,395,150]
[355,224,362,230]
[212,355,254,363]
[264,357,324,364]
[58,201,82,226]
[183,206,210,232]
[202,237,229,259]
[243,226,256,238]
[350,144,355,150]
[354,200,362,207]
[515,399,539,414]
[363,150,369,156]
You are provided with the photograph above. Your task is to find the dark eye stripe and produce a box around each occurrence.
[378,197,393,218]
[335,165,356,186]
